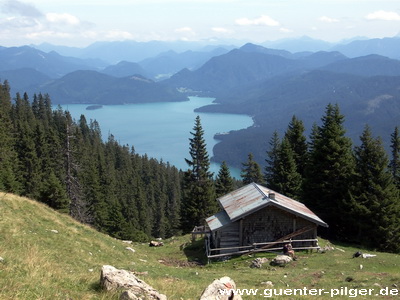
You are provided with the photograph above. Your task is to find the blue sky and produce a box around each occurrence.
[1,0,400,47]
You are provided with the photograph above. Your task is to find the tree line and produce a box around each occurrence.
[0,80,399,252]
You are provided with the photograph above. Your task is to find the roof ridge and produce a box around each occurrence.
[252,182,269,199]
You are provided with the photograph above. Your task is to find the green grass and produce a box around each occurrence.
[1,192,399,299]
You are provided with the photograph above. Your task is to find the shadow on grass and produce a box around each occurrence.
[182,238,208,265]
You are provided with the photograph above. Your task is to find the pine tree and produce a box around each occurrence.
[181,116,217,232]
[241,153,264,184]
[351,125,400,252]
[389,126,400,189]
[215,161,234,198]
[303,103,355,238]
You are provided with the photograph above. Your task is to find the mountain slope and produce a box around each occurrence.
[0,46,104,78]
[0,68,51,96]
[101,61,149,78]
[320,54,400,77]
[0,193,135,299]
[1,192,399,299]
[39,70,187,104]
[164,44,347,96]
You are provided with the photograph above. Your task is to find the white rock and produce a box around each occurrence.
[261,281,274,288]
[200,276,242,300]
[100,265,167,300]
[126,247,136,253]
[50,229,58,234]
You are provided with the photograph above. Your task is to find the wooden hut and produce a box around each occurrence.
[205,183,328,257]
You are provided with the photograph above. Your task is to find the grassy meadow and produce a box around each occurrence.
[0,192,399,299]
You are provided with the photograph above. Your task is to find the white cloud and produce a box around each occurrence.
[280,27,293,33]
[175,26,194,33]
[212,27,231,33]
[1,0,43,17]
[365,10,400,21]
[46,13,80,25]
[104,30,134,40]
[235,15,280,27]
[318,16,339,23]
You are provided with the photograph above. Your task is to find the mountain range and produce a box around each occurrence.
[1,35,400,168]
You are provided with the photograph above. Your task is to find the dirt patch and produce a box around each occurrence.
[158,258,202,268]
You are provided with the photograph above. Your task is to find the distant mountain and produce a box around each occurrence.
[331,36,400,59]
[0,46,104,78]
[262,36,334,52]
[33,40,239,64]
[101,61,149,78]
[0,68,51,96]
[164,44,347,96]
[320,54,400,77]
[138,47,229,80]
[165,48,298,95]
[38,70,187,104]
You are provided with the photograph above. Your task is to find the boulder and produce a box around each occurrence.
[149,241,164,247]
[270,255,292,266]
[200,276,242,300]
[250,257,269,268]
[100,265,167,300]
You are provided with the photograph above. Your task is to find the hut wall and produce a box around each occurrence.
[241,206,315,245]
[216,221,240,253]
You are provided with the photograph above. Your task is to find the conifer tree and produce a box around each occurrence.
[215,161,234,198]
[0,81,19,192]
[241,153,264,185]
[181,116,217,232]
[284,115,308,177]
[303,103,355,238]
[389,126,400,189]
[351,125,400,252]
[265,131,280,187]
[272,137,302,199]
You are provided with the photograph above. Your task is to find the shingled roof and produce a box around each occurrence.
[206,182,328,231]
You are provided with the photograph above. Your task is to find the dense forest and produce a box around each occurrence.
[0,81,399,252]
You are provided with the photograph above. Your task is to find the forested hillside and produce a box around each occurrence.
[0,81,182,241]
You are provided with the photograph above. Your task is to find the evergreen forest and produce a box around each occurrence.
[0,81,399,252]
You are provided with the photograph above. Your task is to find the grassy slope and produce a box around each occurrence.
[0,192,399,299]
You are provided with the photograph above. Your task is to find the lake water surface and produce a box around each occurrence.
[61,97,253,177]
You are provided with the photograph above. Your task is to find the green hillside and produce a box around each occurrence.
[1,192,399,299]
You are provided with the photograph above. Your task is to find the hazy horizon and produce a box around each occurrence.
[1,0,399,48]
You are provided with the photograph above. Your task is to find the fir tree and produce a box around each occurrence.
[181,116,217,232]
[241,153,264,184]
[284,115,308,177]
[265,131,280,187]
[351,125,400,252]
[0,81,20,192]
[389,126,400,189]
[215,161,234,198]
[272,137,302,199]
[303,103,355,238]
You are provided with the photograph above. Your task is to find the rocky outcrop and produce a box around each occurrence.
[100,265,167,300]
[200,276,242,300]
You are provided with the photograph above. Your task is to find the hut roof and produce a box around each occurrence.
[206,182,328,231]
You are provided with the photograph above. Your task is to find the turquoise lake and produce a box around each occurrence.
[61,97,253,178]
